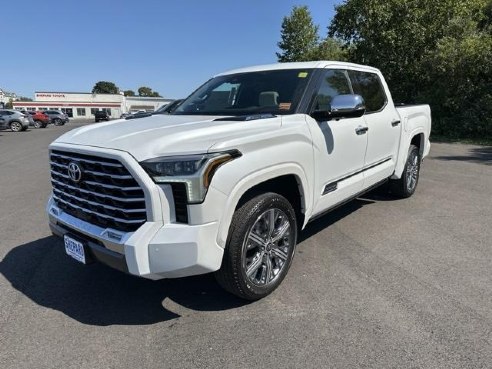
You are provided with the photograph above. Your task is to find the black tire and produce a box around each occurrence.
[390,144,421,198]
[53,118,62,126]
[9,121,22,132]
[33,120,42,129]
[215,192,298,300]
[41,122,48,128]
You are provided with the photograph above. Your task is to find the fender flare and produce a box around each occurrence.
[392,127,426,179]
[214,163,312,248]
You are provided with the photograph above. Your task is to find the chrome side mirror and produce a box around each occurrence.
[311,94,366,121]
[330,94,366,119]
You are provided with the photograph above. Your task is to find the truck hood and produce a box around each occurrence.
[53,114,282,161]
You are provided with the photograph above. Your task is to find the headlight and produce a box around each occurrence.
[140,150,241,203]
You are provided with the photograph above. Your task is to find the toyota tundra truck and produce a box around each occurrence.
[47,61,431,300]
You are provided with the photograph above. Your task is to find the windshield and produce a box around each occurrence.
[173,69,313,116]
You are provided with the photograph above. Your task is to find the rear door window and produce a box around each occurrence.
[348,71,387,113]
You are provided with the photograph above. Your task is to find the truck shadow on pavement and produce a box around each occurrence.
[434,146,492,165]
[0,235,248,326]
[1,197,380,326]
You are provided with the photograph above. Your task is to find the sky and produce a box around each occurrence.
[1,0,340,99]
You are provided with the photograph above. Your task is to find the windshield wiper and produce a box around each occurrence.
[213,113,277,122]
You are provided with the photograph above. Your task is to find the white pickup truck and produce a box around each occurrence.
[47,61,431,300]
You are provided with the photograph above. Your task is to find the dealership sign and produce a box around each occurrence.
[36,93,66,98]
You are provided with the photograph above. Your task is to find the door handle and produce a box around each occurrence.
[355,126,369,135]
[391,120,401,127]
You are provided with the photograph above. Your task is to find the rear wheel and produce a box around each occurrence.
[53,118,62,125]
[390,144,421,198]
[215,193,297,300]
[33,120,42,129]
[10,121,22,132]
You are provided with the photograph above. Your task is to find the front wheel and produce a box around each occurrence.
[33,120,42,128]
[215,193,298,300]
[10,121,22,132]
[53,118,62,126]
[390,144,421,198]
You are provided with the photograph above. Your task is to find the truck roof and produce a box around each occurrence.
[216,61,381,77]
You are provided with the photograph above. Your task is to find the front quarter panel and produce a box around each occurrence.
[209,114,315,247]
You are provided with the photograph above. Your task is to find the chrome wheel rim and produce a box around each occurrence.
[11,122,21,132]
[406,152,419,191]
[242,208,293,287]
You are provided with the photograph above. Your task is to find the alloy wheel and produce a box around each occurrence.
[10,122,22,132]
[242,208,293,287]
[406,151,419,191]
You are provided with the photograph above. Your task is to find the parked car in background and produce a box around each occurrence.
[0,117,6,130]
[26,111,49,128]
[125,110,152,120]
[124,102,184,120]
[120,113,132,119]
[0,110,30,132]
[44,110,69,125]
[20,110,35,126]
[94,110,110,123]
[153,99,184,115]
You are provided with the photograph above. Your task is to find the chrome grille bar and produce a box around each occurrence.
[53,195,146,224]
[52,189,146,213]
[51,179,144,202]
[50,171,141,191]
[51,152,123,167]
[50,161,133,179]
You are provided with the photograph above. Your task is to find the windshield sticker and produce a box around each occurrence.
[279,103,291,110]
[298,72,308,78]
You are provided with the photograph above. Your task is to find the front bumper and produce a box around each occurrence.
[48,194,224,280]
[46,143,225,280]
[50,220,128,273]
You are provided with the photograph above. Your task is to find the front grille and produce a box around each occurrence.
[50,150,147,232]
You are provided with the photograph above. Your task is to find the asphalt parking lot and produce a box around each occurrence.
[0,122,491,369]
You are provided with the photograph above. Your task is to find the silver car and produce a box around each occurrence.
[44,110,69,125]
[0,110,30,132]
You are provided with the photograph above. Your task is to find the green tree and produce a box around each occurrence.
[422,18,492,138]
[307,37,349,61]
[329,0,491,139]
[138,86,160,97]
[5,98,13,109]
[92,81,119,94]
[277,6,319,62]
[17,96,33,101]
[123,90,135,96]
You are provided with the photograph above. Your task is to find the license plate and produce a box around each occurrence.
[64,235,86,264]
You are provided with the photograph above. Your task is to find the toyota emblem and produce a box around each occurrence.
[68,162,83,183]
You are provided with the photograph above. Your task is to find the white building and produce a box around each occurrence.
[0,89,18,108]
[12,92,173,119]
